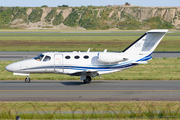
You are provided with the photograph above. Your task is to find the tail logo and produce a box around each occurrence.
[144,42,155,48]
[135,42,155,48]
[135,43,142,47]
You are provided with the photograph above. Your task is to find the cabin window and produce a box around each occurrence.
[34,54,44,61]
[74,55,80,59]
[65,56,71,59]
[43,56,51,62]
[84,55,89,59]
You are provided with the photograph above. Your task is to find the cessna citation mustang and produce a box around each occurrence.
[6,29,168,84]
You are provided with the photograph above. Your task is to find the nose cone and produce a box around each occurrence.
[5,63,19,72]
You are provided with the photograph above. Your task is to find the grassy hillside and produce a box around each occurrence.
[0,6,180,29]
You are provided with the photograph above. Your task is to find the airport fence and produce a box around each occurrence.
[0,102,180,119]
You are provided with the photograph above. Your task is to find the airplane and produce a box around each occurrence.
[5,29,168,84]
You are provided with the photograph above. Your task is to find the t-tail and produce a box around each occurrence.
[5,29,169,84]
[122,29,168,56]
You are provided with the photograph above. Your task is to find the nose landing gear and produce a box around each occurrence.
[25,76,31,83]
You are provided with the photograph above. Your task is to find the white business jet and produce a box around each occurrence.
[5,29,168,84]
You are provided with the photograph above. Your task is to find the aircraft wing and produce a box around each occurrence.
[132,61,148,65]
[69,69,99,80]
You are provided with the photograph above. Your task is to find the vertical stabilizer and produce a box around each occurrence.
[122,29,168,55]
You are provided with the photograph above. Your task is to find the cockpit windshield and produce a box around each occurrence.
[34,54,44,61]
[43,56,51,62]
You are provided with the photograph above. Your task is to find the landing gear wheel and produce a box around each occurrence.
[25,77,31,83]
[83,76,91,84]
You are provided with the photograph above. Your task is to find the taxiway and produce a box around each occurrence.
[0,80,179,101]
[0,52,180,61]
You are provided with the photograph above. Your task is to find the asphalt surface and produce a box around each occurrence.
[0,31,179,102]
[0,52,180,61]
[1,52,180,101]
[0,31,179,37]
[0,80,179,101]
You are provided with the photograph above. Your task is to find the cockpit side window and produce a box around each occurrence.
[34,54,44,61]
[43,56,51,62]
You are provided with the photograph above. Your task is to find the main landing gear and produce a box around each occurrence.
[24,76,92,84]
[83,76,91,84]
[25,76,31,83]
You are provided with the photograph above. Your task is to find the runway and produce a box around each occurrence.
[0,30,179,102]
[0,80,180,101]
[1,52,180,101]
[0,51,180,61]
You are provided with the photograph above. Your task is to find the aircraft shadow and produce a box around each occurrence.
[0,80,115,84]
[60,81,84,86]
[60,80,109,86]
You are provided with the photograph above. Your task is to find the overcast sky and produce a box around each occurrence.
[1,0,180,7]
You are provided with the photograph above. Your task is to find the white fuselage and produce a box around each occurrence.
[6,51,148,76]
[5,29,168,83]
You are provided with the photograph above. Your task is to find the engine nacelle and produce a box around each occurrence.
[97,53,125,63]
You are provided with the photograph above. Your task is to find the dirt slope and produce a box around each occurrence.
[7,6,180,29]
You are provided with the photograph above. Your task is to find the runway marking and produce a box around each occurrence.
[0,90,180,92]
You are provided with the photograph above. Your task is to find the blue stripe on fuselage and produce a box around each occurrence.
[20,54,152,72]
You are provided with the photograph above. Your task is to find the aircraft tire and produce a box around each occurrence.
[25,77,31,83]
[83,76,91,84]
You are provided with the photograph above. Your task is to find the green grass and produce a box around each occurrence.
[1,58,180,80]
[0,32,180,51]
[0,101,180,119]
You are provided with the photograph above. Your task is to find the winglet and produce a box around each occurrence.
[87,48,91,52]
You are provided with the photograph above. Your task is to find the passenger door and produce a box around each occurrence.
[54,54,63,73]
